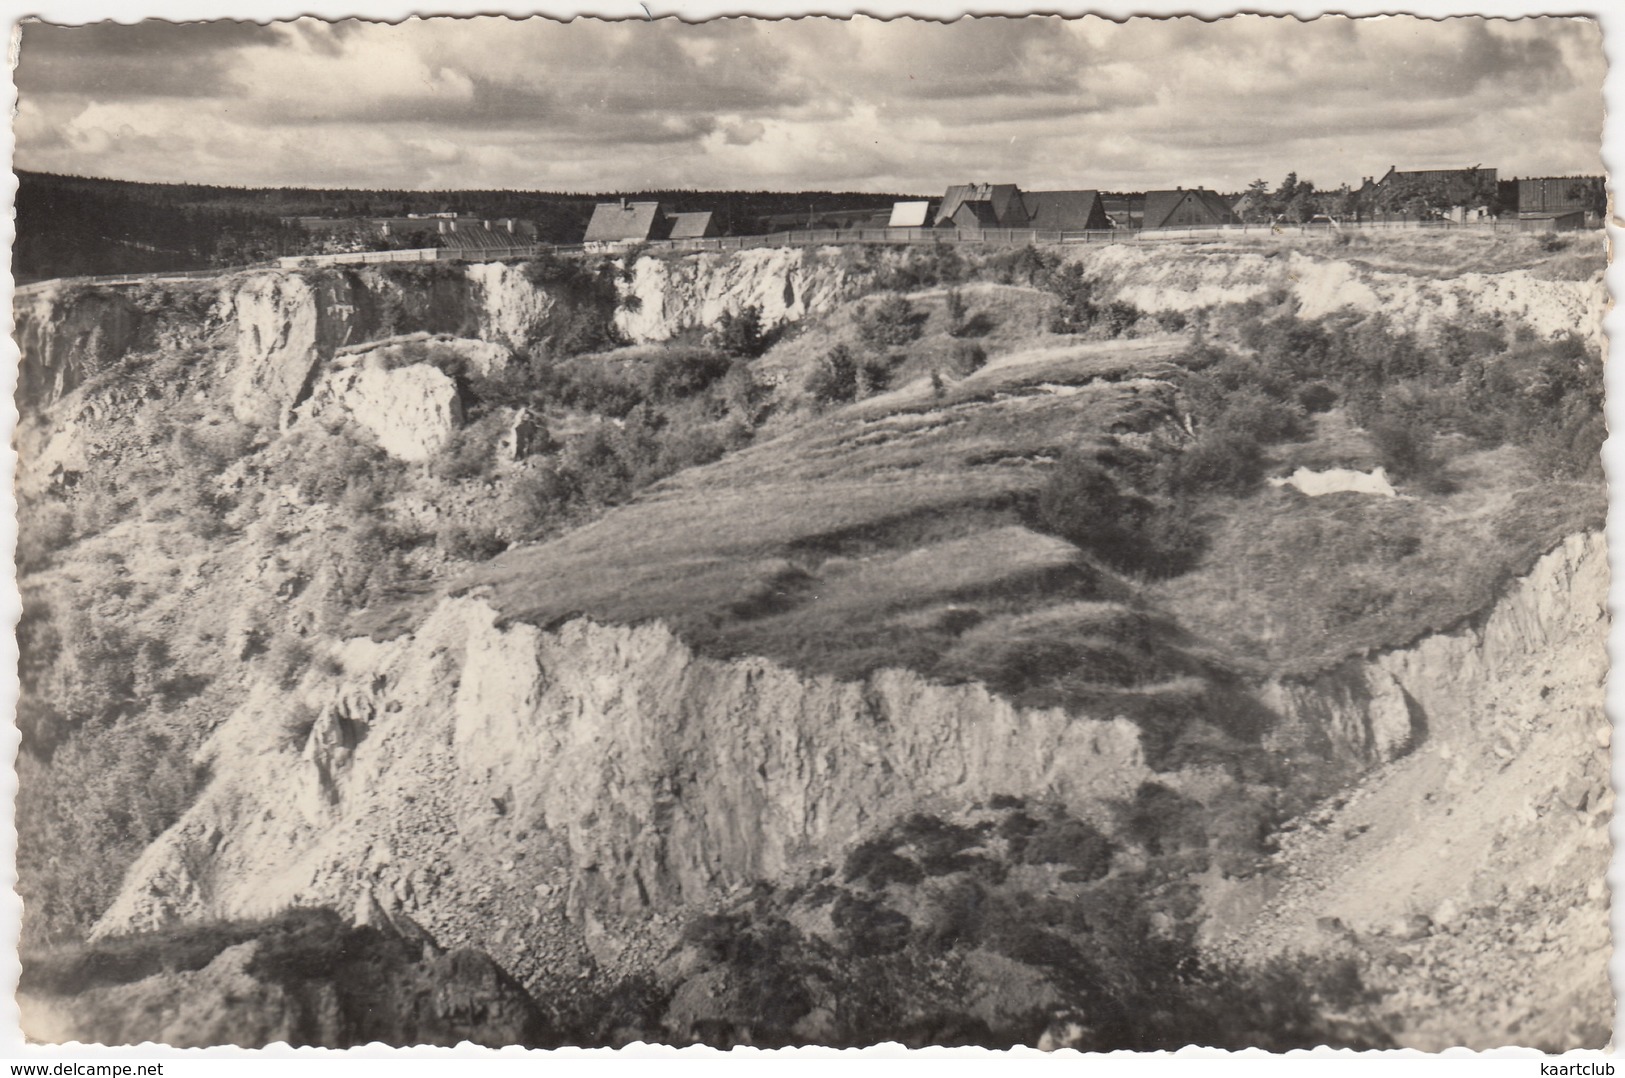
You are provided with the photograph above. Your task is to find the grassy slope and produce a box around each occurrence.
[461,330,1195,685]
[461,255,1602,692]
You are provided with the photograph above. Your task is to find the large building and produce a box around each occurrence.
[665,211,717,240]
[1517,176,1604,220]
[935,183,1028,229]
[932,184,1111,232]
[583,200,669,245]
[582,202,725,245]
[1019,190,1111,232]
[1142,188,1239,230]
[1357,165,1500,220]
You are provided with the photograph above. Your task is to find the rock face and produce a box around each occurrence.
[15,244,1601,437]
[20,907,542,1048]
[464,262,561,351]
[230,273,367,428]
[13,284,146,408]
[1269,466,1397,498]
[92,533,1604,1005]
[306,357,464,462]
[615,247,859,342]
[1077,245,1606,349]
[337,332,513,378]
[92,602,1149,957]
[1263,531,1608,767]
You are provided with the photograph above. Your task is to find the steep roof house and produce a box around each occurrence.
[935,183,1028,228]
[1362,165,1500,219]
[1019,190,1111,232]
[1142,188,1239,230]
[887,201,934,228]
[583,200,668,245]
[1518,176,1603,220]
[665,211,717,240]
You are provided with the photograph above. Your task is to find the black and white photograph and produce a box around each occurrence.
[5,5,1615,1055]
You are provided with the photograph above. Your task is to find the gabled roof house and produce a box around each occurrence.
[1019,190,1111,232]
[935,183,1028,228]
[583,200,668,245]
[1142,188,1239,230]
[665,211,717,240]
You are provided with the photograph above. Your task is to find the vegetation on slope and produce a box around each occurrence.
[13,233,1606,1047]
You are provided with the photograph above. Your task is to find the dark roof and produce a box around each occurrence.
[1020,190,1108,232]
[936,183,1024,227]
[583,201,665,243]
[1142,189,1237,229]
[666,211,715,239]
[441,224,531,253]
[950,201,1003,228]
[1381,166,1497,184]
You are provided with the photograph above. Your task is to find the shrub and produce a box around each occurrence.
[946,340,986,376]
[855,355,894,398]
[1211,386,1309,445]
[843,839,925,888]
[646,346,734,402]
[1366,413,1450,490]
[831,893,912,957]
[16,722,205,946]
[987,244,1060,287]
[1162,428,1265,495]
[711,305,769,358]
[857,295,924,350]
[530,356,647,418]
[1111,782,1208,856]
[17,501,75,574]
[1297,381,1338,414]
[1047,264,1141,339]
[1022,817,1116,880]
[499,465,575,540]
[806,344,860,405]
[436,522,508,562]
[430,413,507,483]
[944,287,969,335]
[1034,452,1157,568]
[559,422,636,507]
[267,633,315,691]
[1155,309,1190,333]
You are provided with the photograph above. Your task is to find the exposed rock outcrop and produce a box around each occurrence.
[229,272,366,428]
[615,247,859,342]
[92,531,1605,1014]
[1268,466,1397,498]
[305,357,464,463]
[13,284,146,408]
[20,907,542,1048]
[93,603,1150,968]
[1078,246,1606,349]
[1264,530,1607,767]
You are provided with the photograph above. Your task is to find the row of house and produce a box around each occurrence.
[542,167,1612,250]
[1333,166,1598,230]
[581,200,716,248]
[282,213,543,251]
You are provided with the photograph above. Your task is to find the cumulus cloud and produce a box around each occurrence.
[723,120,767,146]
[12,14,1604,193]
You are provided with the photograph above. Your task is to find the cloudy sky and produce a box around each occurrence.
[12,14,1606,194]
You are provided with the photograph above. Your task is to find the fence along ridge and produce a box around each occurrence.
[10,217,1534,296]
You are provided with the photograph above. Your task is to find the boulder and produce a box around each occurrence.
[308,358,463,463]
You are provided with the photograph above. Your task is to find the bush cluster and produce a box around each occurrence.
[1045,264,1143,338]
[856,294,925,350]
[1227,310,1602,484]
[1031,451,1207,578]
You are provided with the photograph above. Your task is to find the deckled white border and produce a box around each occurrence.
[0,0,1616,1064]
